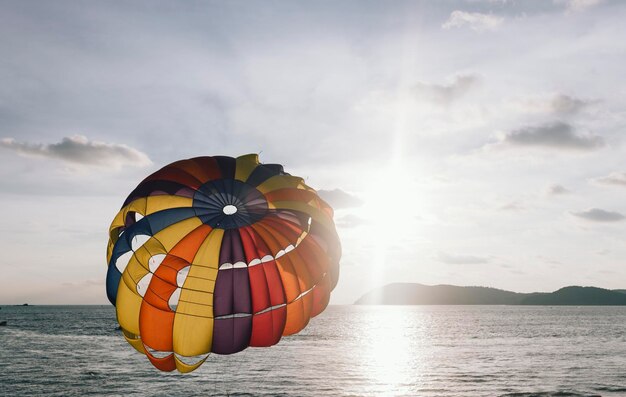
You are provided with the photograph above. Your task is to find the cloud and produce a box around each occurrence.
[593,172,626,187]
[571,208,625,222]
[61,279,102,288]
[513,94,595,116]
[413,74,480,106]
[442,11,504,31]
[336,214,368,228]
[550,94,591,114]
[437,252,490,264]
[547,184,571,195]
[0,135,152,168]
[318,188,363,209]
[499,201,526,211]
[555,0,603,13]
[497,121,604,151]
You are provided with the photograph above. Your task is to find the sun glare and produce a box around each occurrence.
[354,164,422,285]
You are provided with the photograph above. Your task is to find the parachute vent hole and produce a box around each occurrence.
[223,205,238,215]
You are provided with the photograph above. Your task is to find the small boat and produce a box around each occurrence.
[0,321,7,326]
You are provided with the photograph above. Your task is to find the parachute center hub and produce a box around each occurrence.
[223,204,238,215]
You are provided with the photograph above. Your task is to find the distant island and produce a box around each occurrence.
[355,283,626,305]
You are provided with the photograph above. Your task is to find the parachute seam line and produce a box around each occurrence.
[167,165,205,187]
[246,225,289,339]
[251,222,295,306]
[246,226,274,344]
[150,165,204,188]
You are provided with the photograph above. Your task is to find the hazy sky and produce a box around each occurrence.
[1,0,625,304]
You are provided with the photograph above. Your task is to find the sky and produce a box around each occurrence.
[1,0,625,304]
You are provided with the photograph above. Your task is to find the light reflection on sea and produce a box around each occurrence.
[1,305,625,396]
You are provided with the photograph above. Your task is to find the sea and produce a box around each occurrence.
[1,305,625,397]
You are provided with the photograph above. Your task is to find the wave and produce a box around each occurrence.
[0,326,118,342]
[500,392,601,397]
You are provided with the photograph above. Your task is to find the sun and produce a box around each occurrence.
[351,163,422,284]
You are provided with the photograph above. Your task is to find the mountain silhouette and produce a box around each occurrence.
[355,283,626,305]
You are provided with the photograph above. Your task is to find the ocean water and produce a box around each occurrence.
[1,305,625,397]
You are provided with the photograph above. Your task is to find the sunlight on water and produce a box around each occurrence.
[358,306,424,396]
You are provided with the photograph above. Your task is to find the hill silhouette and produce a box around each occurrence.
[355,283,626,305]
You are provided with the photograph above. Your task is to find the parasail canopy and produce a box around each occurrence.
[106,154,341,372]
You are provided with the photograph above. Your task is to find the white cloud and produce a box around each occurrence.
[437,252,491,264]
[499,201,526,211]
[336,214,369,228]
[442,11,504,31]
[547,184,571,195]
[571,208,625,222]
[0,135,152,169]
[413,74,480,106]
[550,94,592,114]
[556,0,603,13]
[318,188,363,209]
[516,94,593,115]
[593,172,626,187]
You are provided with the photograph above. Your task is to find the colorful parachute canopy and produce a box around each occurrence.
[106,154,341,372]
